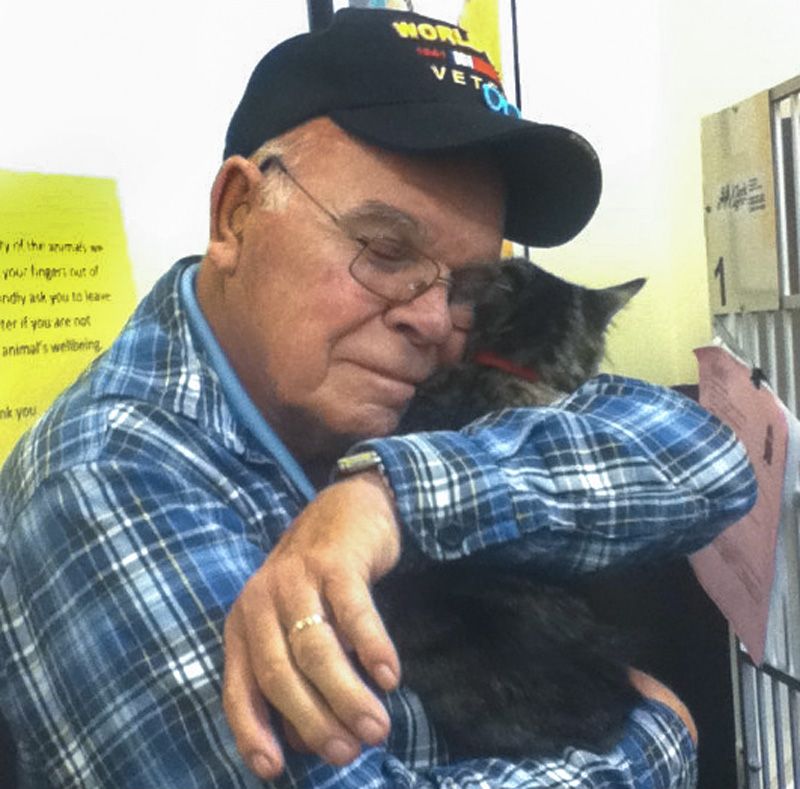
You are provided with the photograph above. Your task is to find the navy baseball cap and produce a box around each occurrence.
[224,8,601,247]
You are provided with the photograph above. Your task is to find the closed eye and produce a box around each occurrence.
[357,236,416,271]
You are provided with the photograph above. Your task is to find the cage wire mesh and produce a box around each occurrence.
[712,75,800,788]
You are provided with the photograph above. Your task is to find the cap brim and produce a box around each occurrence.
[330,103,601,247]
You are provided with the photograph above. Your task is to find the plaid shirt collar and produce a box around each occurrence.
[91,257,308,478]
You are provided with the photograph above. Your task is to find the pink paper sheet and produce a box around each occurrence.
[691,344,787,664]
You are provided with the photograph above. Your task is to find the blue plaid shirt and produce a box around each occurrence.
[0,258,755,788]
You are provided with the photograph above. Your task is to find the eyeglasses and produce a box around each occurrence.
[258,156,475,330]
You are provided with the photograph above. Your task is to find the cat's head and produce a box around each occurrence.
[454,257,645,393]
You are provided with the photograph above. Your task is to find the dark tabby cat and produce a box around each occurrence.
[374,257,646,760]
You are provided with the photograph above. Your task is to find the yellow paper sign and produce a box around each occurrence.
[458,0,502,83]
[0,169,136,462]
[343,2,504,82]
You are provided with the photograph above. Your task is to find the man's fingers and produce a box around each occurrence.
[282,719,311,754]
[222,606,285,779]
[628,669,698,744]
[250,640,363,766]
[220,477,403,773]
[286,617,391,746]
[325,573,400,692]
[273,564,395,745]
[226,598,364,770]
[240,588,365,766]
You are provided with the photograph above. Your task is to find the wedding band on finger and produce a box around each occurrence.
[288,613,328,637]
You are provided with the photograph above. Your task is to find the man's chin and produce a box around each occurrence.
[336,404,405,444]
[343,412,402,443]
[295,405,402,461]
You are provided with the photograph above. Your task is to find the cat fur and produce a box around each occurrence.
[376,257,646,760]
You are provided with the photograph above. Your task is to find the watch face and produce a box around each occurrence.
[337,450,382,475]
[336,450,395,501]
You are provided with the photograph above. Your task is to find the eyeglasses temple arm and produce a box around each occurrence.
[258,155,341,227]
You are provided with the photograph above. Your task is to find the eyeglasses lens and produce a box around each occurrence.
[349,241,474,330]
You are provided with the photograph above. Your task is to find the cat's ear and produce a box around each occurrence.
[589,278,646,329]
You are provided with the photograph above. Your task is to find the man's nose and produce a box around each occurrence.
[384,281,453,345]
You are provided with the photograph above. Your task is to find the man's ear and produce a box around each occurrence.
[206,156,261,274]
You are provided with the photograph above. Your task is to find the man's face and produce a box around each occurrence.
[204,119,505,462]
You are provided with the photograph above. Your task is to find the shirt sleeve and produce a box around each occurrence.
[384,698,697,788]
[362,375,756,575]
[0,458,269,789]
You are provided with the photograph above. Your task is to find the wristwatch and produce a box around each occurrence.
[335,450,395,499]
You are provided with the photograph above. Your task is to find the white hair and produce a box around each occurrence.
[248,125,321,212]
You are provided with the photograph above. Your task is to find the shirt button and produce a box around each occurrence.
[187,374,201,392]
[438,524,463,550]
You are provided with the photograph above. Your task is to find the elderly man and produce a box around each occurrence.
[0,9,754,788]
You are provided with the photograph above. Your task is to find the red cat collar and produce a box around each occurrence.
[473,351,540,383]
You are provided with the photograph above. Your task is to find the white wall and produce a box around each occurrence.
[3,1,800,384]
[518,0,800,384]
[2,1,307,297]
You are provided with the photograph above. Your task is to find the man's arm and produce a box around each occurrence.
[369,375,755,573]
[1,457,700,789]
[224,375,755,779]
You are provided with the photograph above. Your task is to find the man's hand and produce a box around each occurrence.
[628,669,698,745]
[223,472,402,780]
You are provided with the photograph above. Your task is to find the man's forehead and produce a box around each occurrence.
[291,117,503,186]
[287,117,505,248]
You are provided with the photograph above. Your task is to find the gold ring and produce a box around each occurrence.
[289,613,327,636]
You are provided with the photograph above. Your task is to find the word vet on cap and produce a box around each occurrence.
[391,19,521,118]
